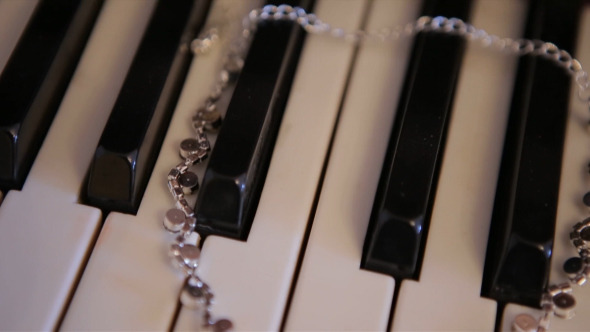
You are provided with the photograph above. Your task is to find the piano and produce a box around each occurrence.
[0,0,589,330]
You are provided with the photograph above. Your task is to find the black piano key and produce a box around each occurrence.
[194,0,312,240]
[481,0,582,308]
[84,0,211,214]
[361,0,472,280]
[0,0,103,191]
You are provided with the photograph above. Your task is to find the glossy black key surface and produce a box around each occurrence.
[0,0,103,191]
[361,0,471,280]
[194,0,312,240]
[84,0,211,213]
[481,0,581,308]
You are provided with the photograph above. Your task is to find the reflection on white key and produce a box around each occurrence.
[0,0,155,330]
[61,1,259,329]
[390,0,526,330]
[0,0,37,72]
[175,0,368,330]
[283,1,418,330]
[503,6,590,331]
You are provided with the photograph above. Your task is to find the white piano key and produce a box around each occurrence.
[0,0,38,73]
[0,0,156,330]
[283,1,419,330]
[61,1,261,329]
[390,0,526,330]
[503,5,590,331]
[175,0,369,330]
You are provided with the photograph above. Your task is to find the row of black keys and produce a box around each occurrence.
[0,0,580,311]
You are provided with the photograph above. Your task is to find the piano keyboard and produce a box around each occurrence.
[0,0,589,330]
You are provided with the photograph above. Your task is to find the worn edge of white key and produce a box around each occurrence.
[0,0,156,330]
[175,0,369,330]
[502,5,590,331]
[282,0,419,330]
[389,0,526,330]
[60,0,261,330]
[0,0,38,74]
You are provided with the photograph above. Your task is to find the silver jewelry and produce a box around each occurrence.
[164,4,590,330]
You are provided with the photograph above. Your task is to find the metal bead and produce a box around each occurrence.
[175,234,187,244]
[190,28,218,55]
[541,302,553,313]
[164,208,188,233]
[583,192,590,207]
[512,314,538,332]
[168,179,184,200]
[571,230,580,240]
[199,140,211,152]
[180,138,201,158]
[168,178,180,189]
[552,292,576,319]
[182,221,195,235]
[175,162,189,173]
[193,109,222,131]
[548,284,566,297]
[180,205,194,218]
[541,292,553,306]
[223,53,244,77]
[208,85,223,102]
[170,244,185,271]
[180,277,213,310]
[176,198,194,217]
[168,168,181,180]
[211,319,233,332]
[186,150,208,165]
[179,171,199,195]
[179,244,200,268]
[572,273,587,286]
[172,187,184,200]
[564,257,583,277]
[170,243,201,273]
[573,238,585,249]
[570,218,590,250]
[538,311,551,331]
[558,282,573,293]
[219,70,230,87]
[196,130,207,142]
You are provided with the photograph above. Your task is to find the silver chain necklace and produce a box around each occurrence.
[162,4,590,331]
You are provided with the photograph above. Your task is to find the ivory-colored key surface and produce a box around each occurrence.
[0,0,37,72]
[62,1,260,329]
[391,0,526,330]
[175,0,367,329]
[0,0,155,330]
[283,0,419,330]
[503,6,590,330]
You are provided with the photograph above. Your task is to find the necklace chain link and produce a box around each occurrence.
[163,5,590,331]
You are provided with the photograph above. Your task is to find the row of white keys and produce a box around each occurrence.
[0,0,156,330]
[283,0,419,330]
[61,0,261,329]
[503,6,590,331]
[174,0,369,329]
[391,0,526,330]
[0,0,37,74]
